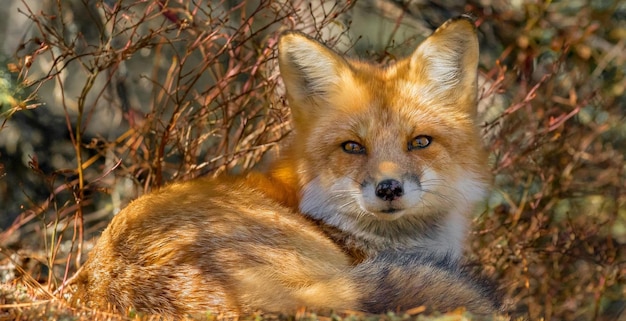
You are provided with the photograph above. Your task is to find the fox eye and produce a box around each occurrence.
[408,135,432,151]
[341,141,366,155]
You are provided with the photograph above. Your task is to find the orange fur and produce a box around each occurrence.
[71,16,499,318]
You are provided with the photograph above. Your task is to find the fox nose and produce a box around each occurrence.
[375,179,404,201]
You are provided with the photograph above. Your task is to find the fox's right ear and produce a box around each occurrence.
[278,32,350,106]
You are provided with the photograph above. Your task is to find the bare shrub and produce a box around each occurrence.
[471,1,626,320]
[0,0,352,298]
[1,0,624,320]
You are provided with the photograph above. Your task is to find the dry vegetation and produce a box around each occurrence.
[0,0,624,320]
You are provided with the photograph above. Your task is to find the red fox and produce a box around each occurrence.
[71,15,498,318]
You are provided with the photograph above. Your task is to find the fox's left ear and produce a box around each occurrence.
[410,15,479,113]
[277,32,350,100]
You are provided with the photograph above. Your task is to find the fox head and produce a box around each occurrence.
[277,16,490,254]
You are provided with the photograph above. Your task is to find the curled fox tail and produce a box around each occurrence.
[352,250,502,314]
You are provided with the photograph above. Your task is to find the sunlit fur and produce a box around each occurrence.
[73,177,361,317]
[71,16,499,318]
[273,16,490,260]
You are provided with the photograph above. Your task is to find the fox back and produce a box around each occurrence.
[271,16,490,260]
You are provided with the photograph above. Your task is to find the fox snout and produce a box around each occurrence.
[360,174,423,218]
[375,179,404,201]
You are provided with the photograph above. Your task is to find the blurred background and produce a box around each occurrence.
[0,0,625,320]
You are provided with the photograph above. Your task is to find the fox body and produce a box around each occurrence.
[72,16,497,318]
[73,176,498,317]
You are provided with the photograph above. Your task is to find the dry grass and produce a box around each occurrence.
[1,0,625,320]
